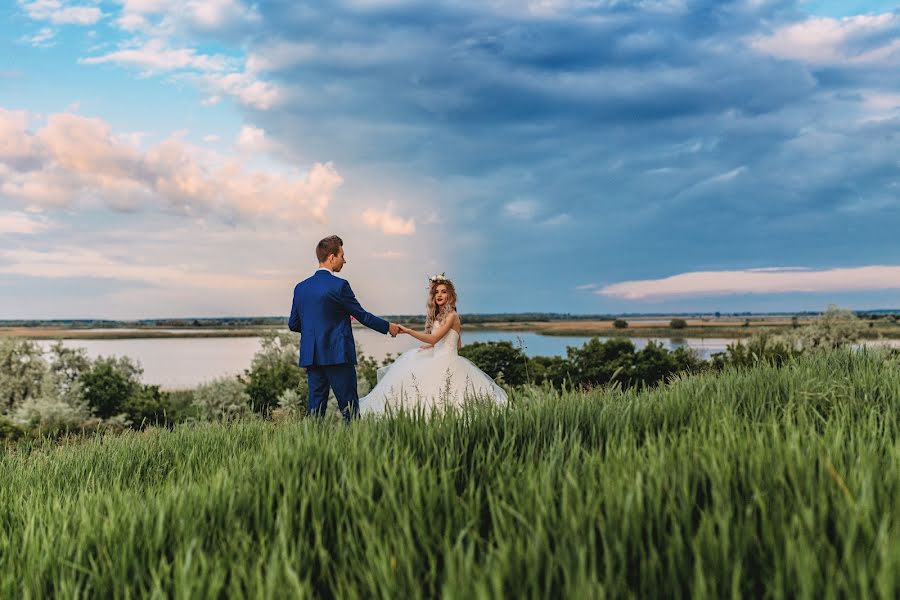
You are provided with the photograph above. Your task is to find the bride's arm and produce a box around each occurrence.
[400,313,457,345]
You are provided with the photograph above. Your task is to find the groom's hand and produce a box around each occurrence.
[388,322,400,337]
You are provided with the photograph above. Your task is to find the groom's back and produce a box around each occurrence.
[291,271,355,367]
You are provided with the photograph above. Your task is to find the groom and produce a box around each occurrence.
[289,235,400,422]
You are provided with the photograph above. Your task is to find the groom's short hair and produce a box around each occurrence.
[316,235,343,263]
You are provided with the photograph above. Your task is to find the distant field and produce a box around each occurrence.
[1,351,897,597]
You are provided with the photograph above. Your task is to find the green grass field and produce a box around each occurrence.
[1,351,898,598]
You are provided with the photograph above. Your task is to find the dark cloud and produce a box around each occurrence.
[238,0,899,311]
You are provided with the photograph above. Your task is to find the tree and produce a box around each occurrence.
[458,341,528,386]
[669,318,688,329]
[613,318,628,329]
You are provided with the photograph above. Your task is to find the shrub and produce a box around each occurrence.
[121,385,195,429]
[79,356,143,419]
[567,337,635,388]
[669,318,688,329]
[0,338,48,414]
[243,332,306,415]
[357,347,397,389]
[193,377,253,422]
[459,341,528,386]
[12,394,93,437]
[529,355,571,388]
[613,319,628,329]
[0,416,24,441]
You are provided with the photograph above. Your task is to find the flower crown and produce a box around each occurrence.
[428,272,449,287]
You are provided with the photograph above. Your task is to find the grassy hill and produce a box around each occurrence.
[1,350,898,597]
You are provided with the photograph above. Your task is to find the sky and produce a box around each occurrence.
[1,0,899,319]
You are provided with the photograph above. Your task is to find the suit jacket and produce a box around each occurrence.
[289,270,389,367]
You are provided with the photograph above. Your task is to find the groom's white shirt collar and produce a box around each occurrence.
[316,266,333,274]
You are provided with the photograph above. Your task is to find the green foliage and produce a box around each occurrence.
[566,336,635,387]
[528,355,571,387]
[0,416,24,441]
[242,332,306,415]
[79,356,142,419]
[669,318,688,329]
[193,377,254,422]
[612,318,628,329]
[121,385,196,429]
[357,346,396,390]
[711,332,802,370]
[0,338,48,414]
[458,341,528,386]
[794,304,866,350]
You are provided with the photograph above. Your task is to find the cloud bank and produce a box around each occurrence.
[0,108,342,224]
[599,266,900,300]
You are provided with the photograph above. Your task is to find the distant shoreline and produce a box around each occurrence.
[4,316,898,340]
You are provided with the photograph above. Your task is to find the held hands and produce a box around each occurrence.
[388,322,400,337]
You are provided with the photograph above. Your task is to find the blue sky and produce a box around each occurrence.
[1,0,899,319]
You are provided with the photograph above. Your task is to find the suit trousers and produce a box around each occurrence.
[306,363,358,422]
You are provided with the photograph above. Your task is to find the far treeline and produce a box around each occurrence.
[3,309,900,329]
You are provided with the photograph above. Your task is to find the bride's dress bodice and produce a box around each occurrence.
[431,324,459,357]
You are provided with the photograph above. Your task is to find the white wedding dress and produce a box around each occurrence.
[358,318,508,416]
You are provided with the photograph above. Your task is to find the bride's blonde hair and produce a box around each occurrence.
[425,276,458,333]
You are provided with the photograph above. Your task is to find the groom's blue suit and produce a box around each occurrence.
[289,269,390,421]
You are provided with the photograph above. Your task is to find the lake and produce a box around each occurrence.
[38,330,737,389]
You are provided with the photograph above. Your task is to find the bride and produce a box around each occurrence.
[358,274,508,416]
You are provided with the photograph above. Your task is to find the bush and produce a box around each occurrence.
[79,356,142,419]
[193,377,254,422]
[243,332,306,415]
[357,347,397,390]
[0,416,24,441]
[567,337,636,388]
[669,318,688,329]
[121,385,196,429]
[0,338,48,414]
[459,341,528,386]
[12,394,93,437]
[529,355,571,388]
[613,319,628,329]
[710,332,801,370]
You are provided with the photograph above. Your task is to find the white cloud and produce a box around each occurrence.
[26,27,56,47]
[203,134,220,142]
[504,199,538,220]
[0,108,343,224]
[361,203,416,235]
[236,125,275,154]
[575,283,600,290]
[0,211,54,234]
[542,213,571,226]
[117,0,258,34]
[20,0,102,25]
[598,266,900,300]
[0,247,271,289]
[246,40,317,73]
[81,38,234,74]
[203,72,283,109]
[750,13,900,66]
[372,250,407,259]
